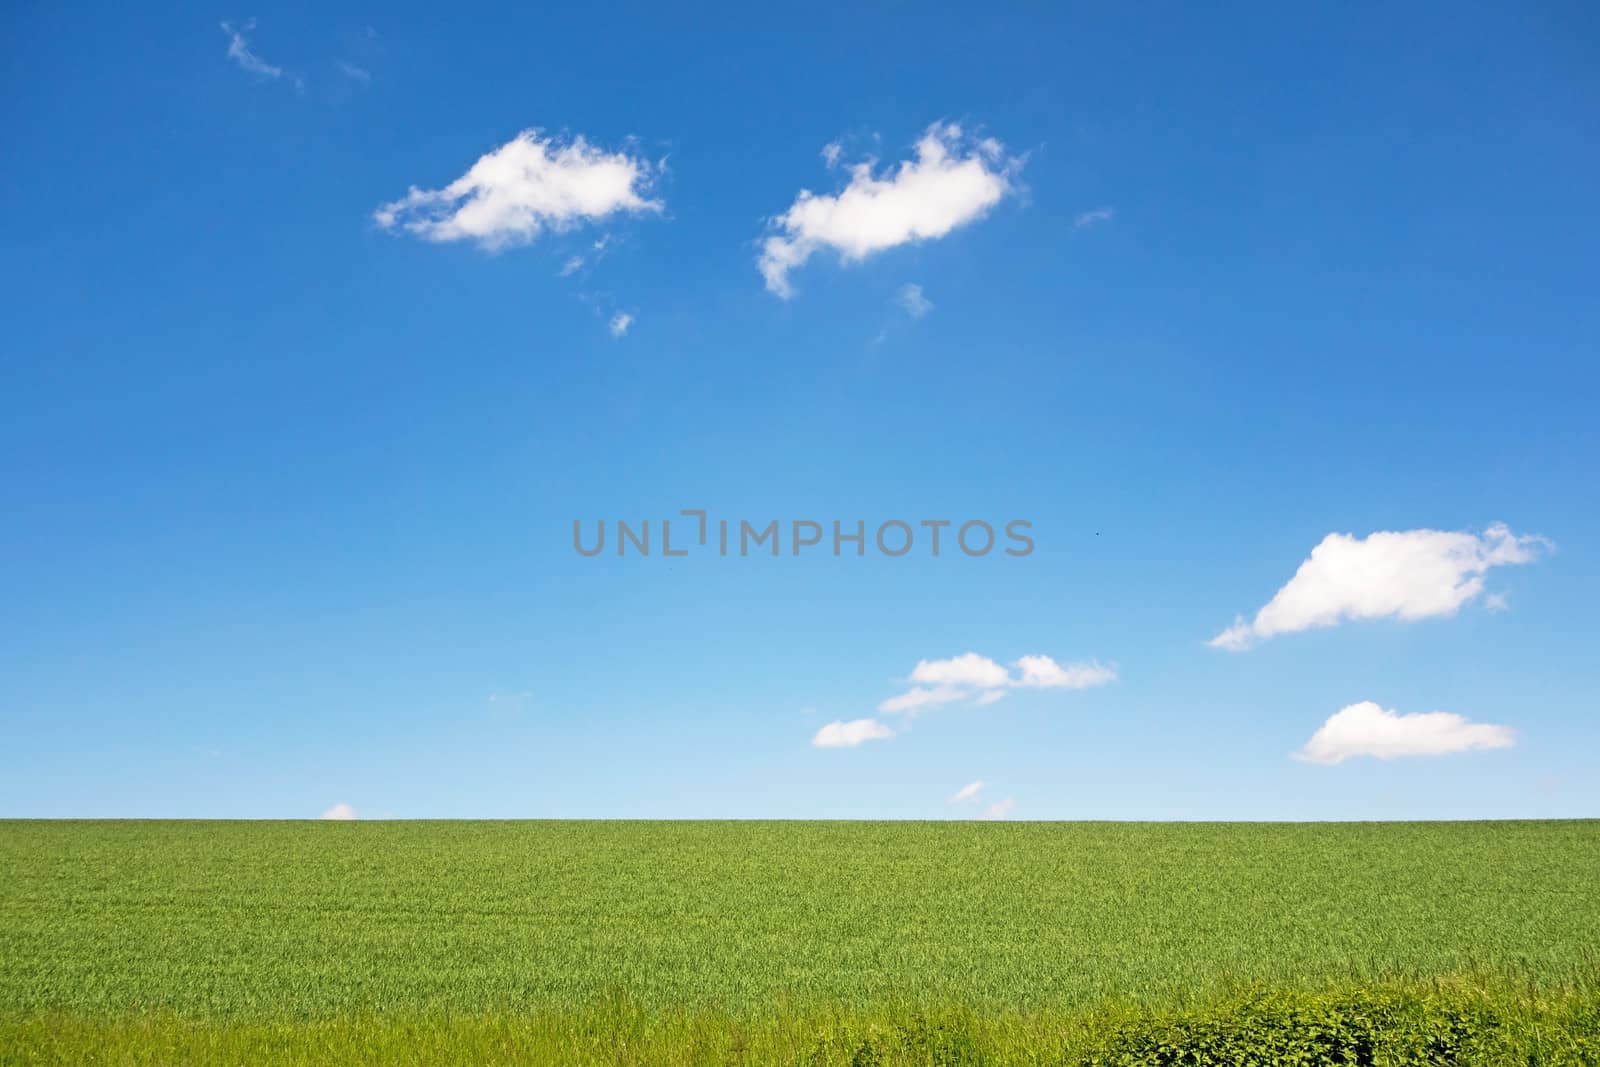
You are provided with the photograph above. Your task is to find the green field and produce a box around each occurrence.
[3,820,1598,1064]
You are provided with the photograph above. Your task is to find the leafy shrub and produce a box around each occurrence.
[1080,990,1501,1066]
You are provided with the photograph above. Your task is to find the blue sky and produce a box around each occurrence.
[3,1,1597,819]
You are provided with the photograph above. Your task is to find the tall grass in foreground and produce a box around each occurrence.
[5,981,1600,1065]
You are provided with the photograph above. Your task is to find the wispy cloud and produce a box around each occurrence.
[812,718,894,748]
[759,122,1020,298]
[609,312,634,338]
[1211,523,1549,650]
[560,235,617,278]
[1012,655,1117,689]
[1074,207,1115,229]
[1294,701,1516,764]
[374,130,663,252]
[334,24,381,88]
[897,282,933,318]
[879,652,1116,715]
[320,802,357,820]
[949,779,985,803]
[978,797,1016,820]
[221,19,292,85]
[878,685,972,714]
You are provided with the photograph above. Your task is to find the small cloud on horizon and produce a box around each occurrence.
[978,797,1016,820]
[320,803,357,820]
[1294,701,1516,764]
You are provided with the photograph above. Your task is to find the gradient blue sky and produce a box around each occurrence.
[3,1,1597,819]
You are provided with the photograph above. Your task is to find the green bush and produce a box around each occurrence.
[1081,990,1504,1066]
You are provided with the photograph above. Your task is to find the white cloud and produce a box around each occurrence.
[758,122,1018,298]
[897,282,933,318]
[609,312,634,337]
[949,779,985,803]
[910,653,1011,689]
[821,142,843,168]
[1012,655,1118,689]
[1074,207,1115,229]
[878,685,972,714]
[320,803,357,820]
[374,130,662,252]
[221,19,284,80]
[1294,701,1516,764]
[1210,523,1548,650]
[879,652,1115,715]
[978,797,1016,820]
[337,60,371,85]
[561,235,616,278]
[812,718,894,748]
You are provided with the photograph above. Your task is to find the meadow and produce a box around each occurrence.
[2,820,1598,1064]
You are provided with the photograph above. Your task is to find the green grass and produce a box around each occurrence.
[2,820,1598,1063]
